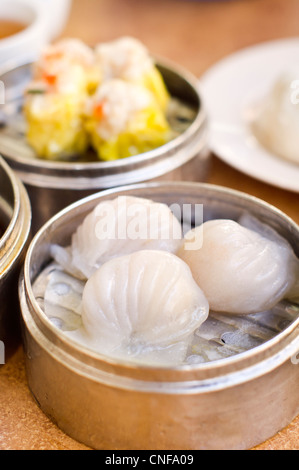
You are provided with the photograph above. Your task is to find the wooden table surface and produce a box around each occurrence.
[1,0,299,451]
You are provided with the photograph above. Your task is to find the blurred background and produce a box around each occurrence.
[1,0,299,78]
[61,0,299,77]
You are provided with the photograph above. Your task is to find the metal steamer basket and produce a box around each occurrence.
[0,58,208,234]
[19,182,299,450]
[0,156,31,356]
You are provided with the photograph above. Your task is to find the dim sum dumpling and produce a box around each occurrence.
[95,36,170,110]
[24,92,89,160]
[84,79,171,161]
[79,250,209,365]
[33,38,98,94]
[178,219,299,314]
[252,69,299,165]
[24,38,95,160]
[51,196,183,280]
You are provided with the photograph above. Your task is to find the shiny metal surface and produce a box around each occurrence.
[20,182,299,450]
[0,156,31,355]
[0,58,208,233]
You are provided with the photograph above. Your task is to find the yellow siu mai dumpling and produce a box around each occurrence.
[24,88,88,160]
[85,79,172,161]
[33,38,100,95]
[95,36,170,111]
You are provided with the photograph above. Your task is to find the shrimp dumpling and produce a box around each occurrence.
[178,219,299,315]
[33,38,99,94]
[24,91,89,160]
[252,69,299,165]
[52,196,183,280]
[80,251,209,365]
[25,39,95,160]
[85,79,171,161]
[95,36,170,111]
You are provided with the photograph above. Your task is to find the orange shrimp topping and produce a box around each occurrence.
[93,103,105,120]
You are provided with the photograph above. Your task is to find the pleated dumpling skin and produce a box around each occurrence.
[81,251,209,365]
[178,219,299,315]
[69,196,183,279]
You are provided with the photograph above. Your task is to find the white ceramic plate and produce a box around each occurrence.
[200,38,299,193]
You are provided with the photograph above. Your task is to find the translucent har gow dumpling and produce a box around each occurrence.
[80,250,209,365]
[52,196,183,280]
[177,219,299,315]
[252,68,299,165]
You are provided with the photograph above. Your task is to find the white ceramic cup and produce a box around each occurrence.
[28,0,73,40]
[0,0,48,65]
[0,0,72,66]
